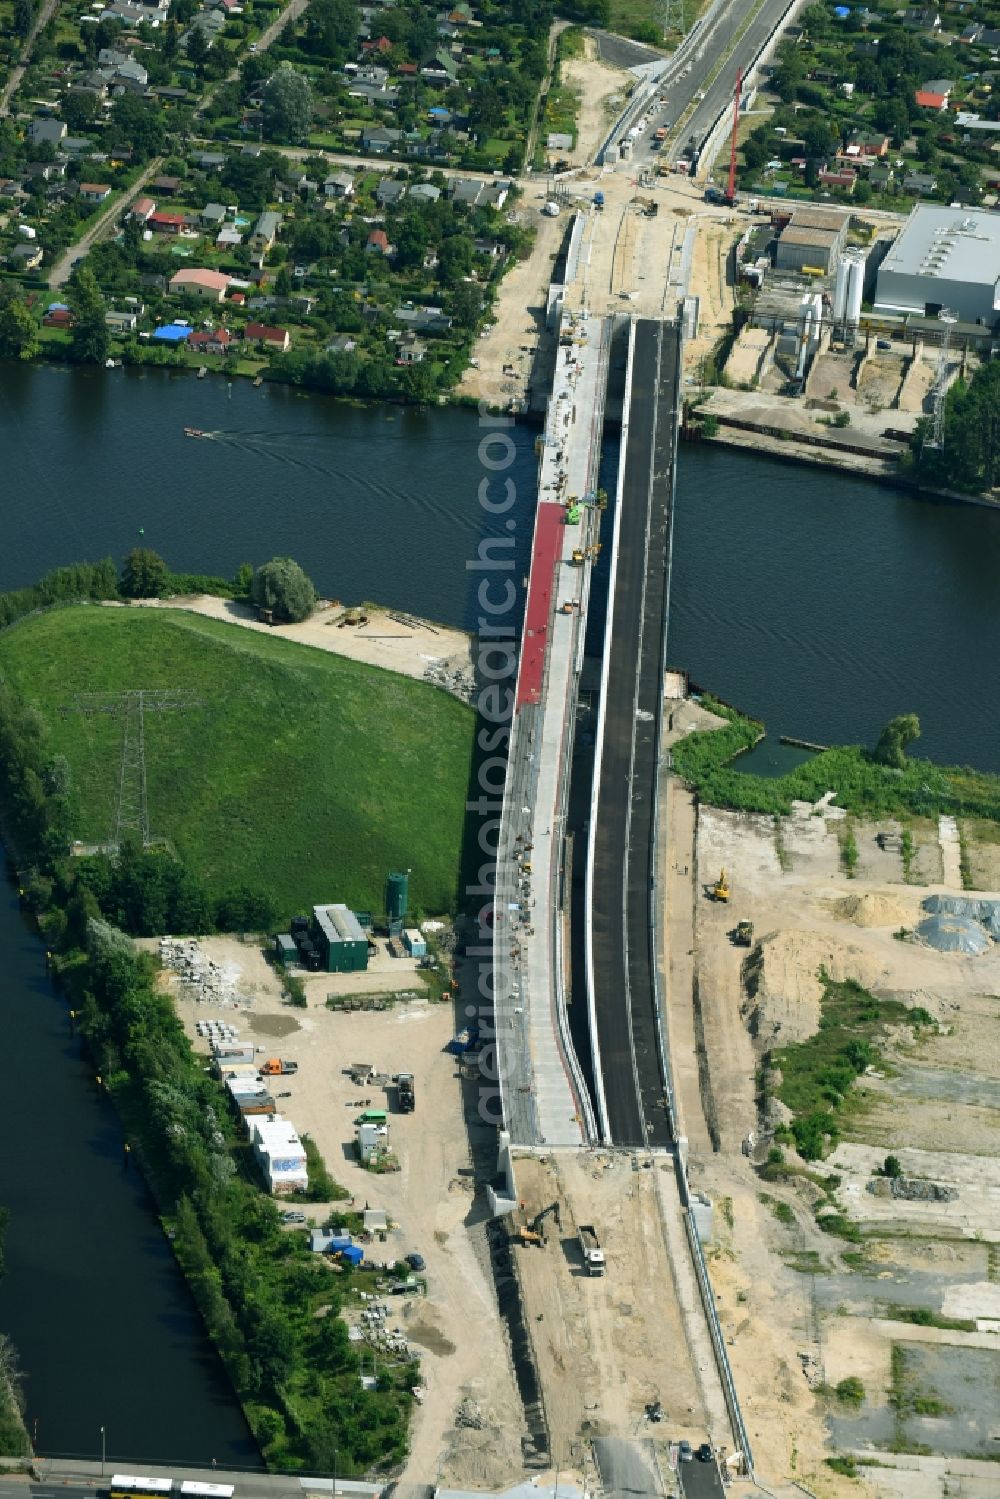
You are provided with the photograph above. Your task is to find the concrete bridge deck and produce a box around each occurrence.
[494,307,611,1147]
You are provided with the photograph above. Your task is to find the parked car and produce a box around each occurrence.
[678,1440,693,1462]
[696,1443,713,1463]
[405,1252,426,1271]
[282,1210,306,1223]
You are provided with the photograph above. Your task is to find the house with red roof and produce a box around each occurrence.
[243,322,290,353]
[818,167,857,191]
[130,196,156,223]
[915,88,949,110]
[148,210,186,234]
[187,327,234,355]
[367,228,390,254]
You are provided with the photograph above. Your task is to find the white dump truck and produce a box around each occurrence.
[578,1224,605,1276]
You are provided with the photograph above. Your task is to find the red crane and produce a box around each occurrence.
[726,67,743,204]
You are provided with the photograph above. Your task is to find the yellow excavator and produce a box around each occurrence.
[511,1201,562,1247]
[712,868,730,902]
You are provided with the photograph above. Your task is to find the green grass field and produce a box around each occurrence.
[607,0,709,46]
[0,606,475,919]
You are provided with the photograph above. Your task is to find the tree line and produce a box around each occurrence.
[910,361,1000,495]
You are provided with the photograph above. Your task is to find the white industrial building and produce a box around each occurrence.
[875,205,1000,325]
[250,1115,308,1194]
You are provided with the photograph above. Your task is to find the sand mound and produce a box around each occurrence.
[835,892,911,928]
[748,930,890,1048]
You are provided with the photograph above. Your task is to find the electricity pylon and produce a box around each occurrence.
[61,689,203,853]
[928,308,958,451]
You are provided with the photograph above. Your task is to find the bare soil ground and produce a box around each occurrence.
[511,1152,707,1469]
[455,203,565,410]
[556,40,628,168]
[856,354,905,411]
[663,772,1000,1496]
[161,936,526,1491]
[806,350,857,403]
[683,217,742,376]
[125,596,474,697]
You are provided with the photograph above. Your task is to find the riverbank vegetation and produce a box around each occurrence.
[672,697,1000,825]
[51,915,415,1472]
[909,361,1000,497]
[0,602,473,919]
[0,1211,30,1459]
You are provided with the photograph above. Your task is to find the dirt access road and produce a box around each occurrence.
[456,42,625,409]
[125,595,475,700]
[511,1151,710,1476]
[0,0,59,118]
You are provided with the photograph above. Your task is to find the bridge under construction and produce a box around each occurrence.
[493,284,682,1151]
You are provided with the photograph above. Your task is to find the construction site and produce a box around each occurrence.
[660,698,1000,1498]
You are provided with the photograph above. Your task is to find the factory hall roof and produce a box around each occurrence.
[314,902,367,945]
[779,225,842,248]
[784,206,851,232]
[880,204,1000,289]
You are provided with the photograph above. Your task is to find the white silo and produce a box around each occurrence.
[845,248,865,326]
[833,253,850,324]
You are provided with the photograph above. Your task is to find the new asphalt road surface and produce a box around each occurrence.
[589,320,679,1148]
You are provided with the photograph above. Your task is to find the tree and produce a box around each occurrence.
[0,296,39,361]
[185,24,210,73]
[68,264,109,364]
[121,547,169,598]
[911,360,1000,493]
[250,556,316,622]
[873,714,921,769]
[13,0,34,38]
[261,63,314,144]
[110,95,165,160]
[161,16,179,60]
[304,0,360,60]
[882,1155,903,1179]
[874,96,910,145]
[450,280,484,330]
[63,91,100,132]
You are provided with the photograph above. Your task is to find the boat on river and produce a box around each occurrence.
[183,427,209,438]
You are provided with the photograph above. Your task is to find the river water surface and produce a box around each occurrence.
[1,363,1000,1458]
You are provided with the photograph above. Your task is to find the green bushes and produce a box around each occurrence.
[769,976,926,1160]
[836,1376,865,1407]
[303,1136,348,1202]
[673,700,1000,825]
[283,975,308,1008]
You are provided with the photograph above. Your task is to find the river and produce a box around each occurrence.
[0,878,260,1466]
[669,443,1000,771]
[1,364,999,1459]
